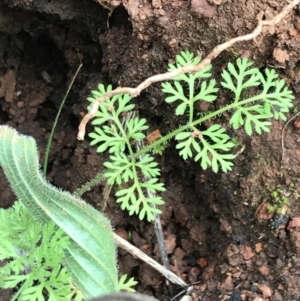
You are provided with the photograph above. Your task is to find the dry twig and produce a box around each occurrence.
[78,0,300,140]
[88,292,159,301]
[113,233,187,287]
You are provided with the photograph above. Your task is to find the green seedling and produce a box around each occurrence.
[0,50,295,300]
[88,50,294,221]
[268,188,291,214]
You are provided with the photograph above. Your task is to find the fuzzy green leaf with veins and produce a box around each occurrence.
[0,126,119,299]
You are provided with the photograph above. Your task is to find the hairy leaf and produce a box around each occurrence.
[0,126,119,299]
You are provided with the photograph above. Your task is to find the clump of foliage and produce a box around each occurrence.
[0,49,295,300]
[0,201,83,301]
[0,126,137,301]
[268,188,291,214]
[88,50,294,221]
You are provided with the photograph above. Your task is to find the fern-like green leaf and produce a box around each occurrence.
[175,102,188,115]
[104,153,134,185]
[167,50,212,81]
[176,133,200,160]
[180,125,236,172]
[221,58,261,96]
[126,117,148,140]
[115,181,164,221]
[0,201,79,301]
[136,154,161,178]
[89,84,113,102]
[88,85,166,221]
[161,82,188,103]
[194,79,219,102]
[118,275,138,292]
[89,125,126,154]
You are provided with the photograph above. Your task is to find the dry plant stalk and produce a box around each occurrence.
[78,0,300,140]
[113,233,187,287]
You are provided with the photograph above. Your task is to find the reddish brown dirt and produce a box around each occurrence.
[1,1,300,301]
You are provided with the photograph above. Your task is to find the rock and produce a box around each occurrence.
[190,0,216,18]
[239,245,255,260]
[258,265,270,276]
[257,284,273,298]
[164,233,176,254]
[220,275,233,291]
[188,267,200,283]
[175,206,189,225]
[289,229,300,254]
[131,231,146,247]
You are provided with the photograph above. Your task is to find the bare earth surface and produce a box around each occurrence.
[1,0,300,301]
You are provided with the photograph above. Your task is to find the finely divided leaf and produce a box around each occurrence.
[162,82,188,103]
[126,117,148,140]
[118,275,138,292]
[104,153,133,185]
[89,125,126,154]
[176,134,201,160]
[89,84,113,102]
[115,180,165,221]
[194,79,218,102]
[221,58,261,95]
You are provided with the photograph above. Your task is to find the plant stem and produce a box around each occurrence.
[133,93,273,158]
[113,233,187,287]
[43,63,82,176]
[112,110,141,191]
[74,172,105,196]
[135,136,172,293]
[189,75,195,124]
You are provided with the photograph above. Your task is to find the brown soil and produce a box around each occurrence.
[1,1,300,301]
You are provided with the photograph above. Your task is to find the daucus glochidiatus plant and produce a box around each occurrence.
[0,49,295,300]
[88,50,294,221]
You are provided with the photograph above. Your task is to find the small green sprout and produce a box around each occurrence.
[268,188,291,214]
[88,50,294,221]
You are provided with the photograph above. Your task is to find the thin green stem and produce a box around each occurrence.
[112,112,135,156]
[43,63,82,176]
[188,75,195,124]
[74,172,105,196]
[133,93,274,158]
[234,76,242,103]
[111,110,140,189]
